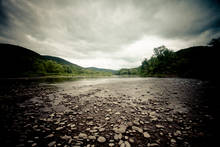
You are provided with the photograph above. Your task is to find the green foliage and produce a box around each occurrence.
[117,68,139,75]
[140,46,176,76]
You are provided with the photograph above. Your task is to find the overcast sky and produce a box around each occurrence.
[0,0,220,69]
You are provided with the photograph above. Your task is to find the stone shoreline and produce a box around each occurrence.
[0,78,218,147]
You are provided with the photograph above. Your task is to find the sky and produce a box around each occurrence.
[0,0,220,70]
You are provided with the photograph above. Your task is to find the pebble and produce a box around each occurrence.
[125,141,131,147]
[155,124,164,129]
[87,116,93,120]
[171,139,176,143]
[143,132,151,138]
[113,125,127,134]
[48,141,56,147]
[56,127,63,131]
[132,126,143,133]
[109,143,115,147]
[114,133,122,140]
[97,136,106,143]
[129,138,134,143]
[174,130,181,136]
[120,141,131,147]
[61,135,71,140]
[79,133,88,139]
[99,128,105,132]
[88,136,96,140]
[119,140,123,145]
[133,120,140,126]
[147,143,159,147]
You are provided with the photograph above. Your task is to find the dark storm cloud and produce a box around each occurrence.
[0,0,220,69]
[0,0,8,26]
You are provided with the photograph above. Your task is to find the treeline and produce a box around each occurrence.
[116,68,139,75]
[119,38,219,80]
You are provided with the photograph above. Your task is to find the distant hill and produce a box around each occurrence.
[86,67,117,74]
[0,44,112,77]
[174,46,218,78]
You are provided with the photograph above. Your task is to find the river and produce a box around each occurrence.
[0,77,218,147]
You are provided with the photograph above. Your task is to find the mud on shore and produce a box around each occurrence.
[0,78,219,147]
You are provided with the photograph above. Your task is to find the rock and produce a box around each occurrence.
[119,140,123,145]
[79,133,88,139]
[155,124,164,129]
[105,117,110,121]
[97,136,106,143]
[90,129,97,133]
[120,141,131,147]
[149,112,158,121]
[48,141,56,147]
[147,143,159,147]
[124,141,131,147]
[45,134,54,138]
[99,128,105,132]
[87,116,93,120]
[133,120,140,126]
[56,127,63,131]
[107,109,112,112]
[32,143,37,147]
[28,140,34,143]
[86,121,94,125]
[171,139,176,143]
[115,112,120,115]
[88,136,96,140]
[132,126,143,133]
[127,122,133,126]
[129,138,134,143]
[174,130,181,136]
[143,132,151,138]
[113,125,127,133]
[109,143,114,147]
[71,124,76,128]
[114,133,122,140]
[61,135,71,140]
[34,136,39,140]
[167,118,173,122]
[120,143,125,147]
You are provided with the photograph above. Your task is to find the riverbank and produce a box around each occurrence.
[0,78,218,146]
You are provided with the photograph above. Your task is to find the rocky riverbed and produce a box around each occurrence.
[0,77,219,147]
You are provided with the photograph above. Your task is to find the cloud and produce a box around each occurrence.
[0,0,220,69]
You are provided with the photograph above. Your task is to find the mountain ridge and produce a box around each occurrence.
[0,43,113,77]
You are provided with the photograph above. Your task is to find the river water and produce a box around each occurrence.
[0,77,219,147]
